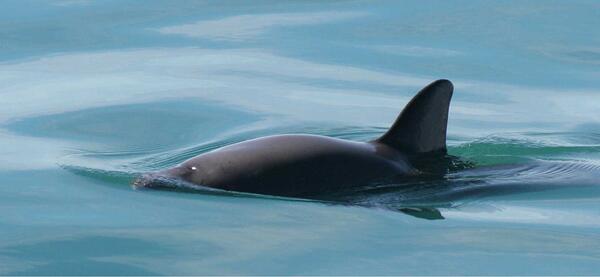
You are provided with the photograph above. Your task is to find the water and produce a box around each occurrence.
[2,0,600,275]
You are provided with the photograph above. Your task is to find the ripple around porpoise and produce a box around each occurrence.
[60,130,600,219]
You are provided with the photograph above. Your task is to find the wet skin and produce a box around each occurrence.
[140,134,417,197]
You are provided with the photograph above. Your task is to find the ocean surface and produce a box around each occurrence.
[2,0,600,275]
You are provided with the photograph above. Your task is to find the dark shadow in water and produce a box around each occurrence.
[320,158,600,209]
[4,99,260,151]
[1,236,167,275]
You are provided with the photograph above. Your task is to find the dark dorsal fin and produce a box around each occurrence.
[375,79,453,154]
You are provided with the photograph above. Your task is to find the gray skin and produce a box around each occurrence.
[135,79,454,198]
[145,134,416,197]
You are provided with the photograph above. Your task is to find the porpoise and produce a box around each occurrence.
[135,79,454,198]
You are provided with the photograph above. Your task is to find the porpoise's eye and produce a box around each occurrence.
[190,166,197,171]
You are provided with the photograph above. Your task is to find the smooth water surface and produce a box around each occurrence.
[2,0,600,275]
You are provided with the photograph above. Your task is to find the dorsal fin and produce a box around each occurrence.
[375,79,453,154]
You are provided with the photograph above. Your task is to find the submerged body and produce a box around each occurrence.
[136,79,454,197]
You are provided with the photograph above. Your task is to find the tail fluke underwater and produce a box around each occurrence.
[375,79,453,154]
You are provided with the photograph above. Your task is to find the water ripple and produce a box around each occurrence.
[60,130,600,218]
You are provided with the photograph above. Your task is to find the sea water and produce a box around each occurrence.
[1,0,600,275]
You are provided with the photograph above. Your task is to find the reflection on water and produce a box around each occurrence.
[1,0,600,275]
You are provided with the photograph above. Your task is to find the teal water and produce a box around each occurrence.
[2,0,600,275]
